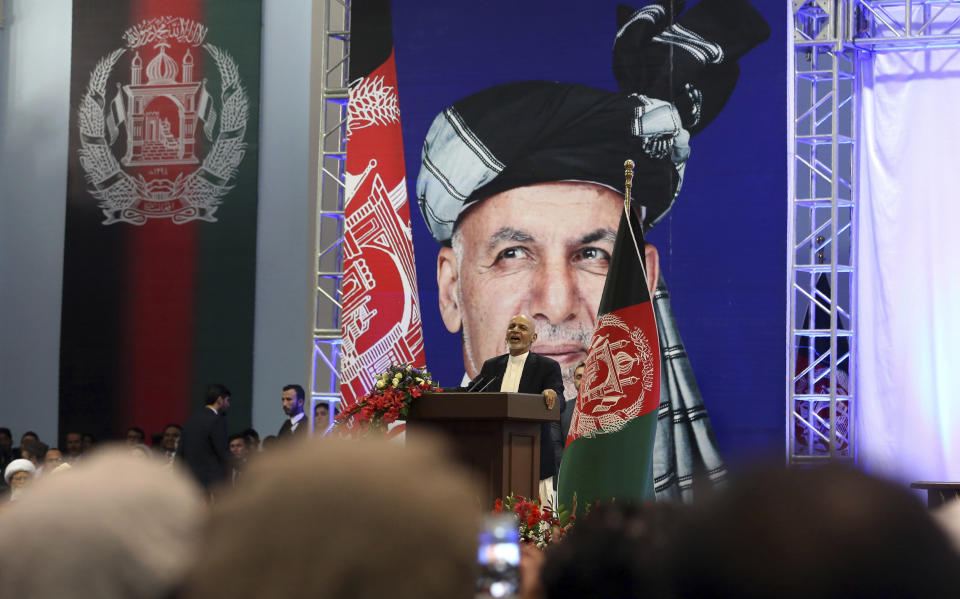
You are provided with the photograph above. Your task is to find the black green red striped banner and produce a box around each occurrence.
[60,0,262,443]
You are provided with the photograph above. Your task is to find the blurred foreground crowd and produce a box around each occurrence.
[2,426,960,599]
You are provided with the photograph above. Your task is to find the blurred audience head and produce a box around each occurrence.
[19,438,49,468]
[0,448,204,598]
[0,427,12,452]
[162,424,182,454]
[20,431,38,446]
[542,501,686,599]
[314,402,331,433]
[261,435,279,451]
[673,464,960,599]
[43,448,64,471]
[125,426,146,447]
[63,431,83,458]
[228,433,248,461]
[243,428,260,453]
[81,433,95,453]
[181,435,479,599]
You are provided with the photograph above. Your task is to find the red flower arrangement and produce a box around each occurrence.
[334,364,438,436]
[493,493,577,548]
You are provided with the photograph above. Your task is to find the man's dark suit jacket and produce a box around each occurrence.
[277,415,308,438]
[557,396,575,470]
[472,352,565,480]
[178,406,230,489]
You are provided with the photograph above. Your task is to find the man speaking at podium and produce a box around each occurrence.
[468,314,565,505]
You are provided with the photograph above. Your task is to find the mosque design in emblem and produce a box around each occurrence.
[122,43,203,166]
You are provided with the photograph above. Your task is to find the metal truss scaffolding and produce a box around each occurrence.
[789,0,960,465]
[310,0,350,421]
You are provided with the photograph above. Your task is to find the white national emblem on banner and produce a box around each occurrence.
[571,311,657,438]
[339,164,425,402]
[77,16,249,225]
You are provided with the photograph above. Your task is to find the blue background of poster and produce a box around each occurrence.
[393,0,787,463]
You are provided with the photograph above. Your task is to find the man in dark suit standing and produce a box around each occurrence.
[178,384,231,494]
[277,384,307,438]
[557,361,585,471]
[469,314,564,505]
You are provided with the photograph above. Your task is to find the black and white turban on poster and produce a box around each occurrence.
[416,0,769,244]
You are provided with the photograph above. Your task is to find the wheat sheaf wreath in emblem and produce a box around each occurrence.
[346,75,401,138]
[77,16,249,225]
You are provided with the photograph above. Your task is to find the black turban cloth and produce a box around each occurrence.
[416,0,769,244]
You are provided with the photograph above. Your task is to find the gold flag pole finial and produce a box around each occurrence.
[621,158,647,266]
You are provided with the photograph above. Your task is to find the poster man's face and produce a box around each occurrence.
[437,181,622,395]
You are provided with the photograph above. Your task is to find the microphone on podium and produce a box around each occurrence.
[464,375,488,392]
[476,376,499,392]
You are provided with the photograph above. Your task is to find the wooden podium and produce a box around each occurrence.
[406,392,561,508]
[910,481,960,507]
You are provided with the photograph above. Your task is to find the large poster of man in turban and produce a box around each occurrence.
[392,0,786,500]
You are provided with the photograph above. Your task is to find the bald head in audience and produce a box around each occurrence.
[182,435,480,599]
[0,449,204,598]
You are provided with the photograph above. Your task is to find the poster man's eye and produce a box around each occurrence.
[494,246,531,263]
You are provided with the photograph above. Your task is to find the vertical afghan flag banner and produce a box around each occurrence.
[339,0,425,407]
[60,0,262,441]
[558,198,661,508]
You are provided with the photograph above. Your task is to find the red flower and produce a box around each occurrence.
[494,498,503,513]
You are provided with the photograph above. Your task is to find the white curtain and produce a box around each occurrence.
[858,49,960,483]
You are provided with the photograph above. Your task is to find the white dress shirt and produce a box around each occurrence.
[499,351,529,393]
[289,412,305,432]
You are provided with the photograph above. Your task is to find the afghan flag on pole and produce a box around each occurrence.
[60,0,261,442]
[339,0,426,408]
[557,186,661,508]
